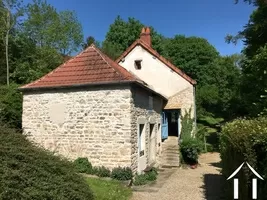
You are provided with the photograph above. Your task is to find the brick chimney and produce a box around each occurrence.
[140,27,151,46]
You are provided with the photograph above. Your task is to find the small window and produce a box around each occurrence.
[149,96,153,110]
[134,60,142,70]
[139,124,145,157]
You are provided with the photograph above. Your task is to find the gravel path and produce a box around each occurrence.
[131,152,223,200]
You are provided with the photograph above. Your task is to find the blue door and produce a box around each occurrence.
[161,111,168,139]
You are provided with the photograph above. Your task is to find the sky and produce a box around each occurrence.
[26,0,255,56]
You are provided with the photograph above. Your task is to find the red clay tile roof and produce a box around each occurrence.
[20,45,138,89]
[115,39,197,85]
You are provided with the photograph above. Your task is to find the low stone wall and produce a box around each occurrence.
[22,86,132,169]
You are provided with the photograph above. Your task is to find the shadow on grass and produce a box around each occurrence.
[201,174,224,200]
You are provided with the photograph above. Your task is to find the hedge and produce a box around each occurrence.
[220,117,267,200]
[0,84,22,129]
[0,125,94,199]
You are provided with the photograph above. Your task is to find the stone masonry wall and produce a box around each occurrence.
[22,86,132,169]
[130,85,163,173]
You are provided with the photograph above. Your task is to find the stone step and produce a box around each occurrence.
[162,160,179,164]
[162,146,179,149]
[160,155,179,160]
[161,150,179,154]
[161,164,180,168]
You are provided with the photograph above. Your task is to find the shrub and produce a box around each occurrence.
[0,84,22,129]
[180,108,194,140]
[94,166,111,177]
[220,117,267,200]
[111,167,133,181]
[133,174,148,186]
[91,166,99,175]
[133,168,158,186]
[0,126,94,199]
[145,167,158,181]
[180,137,203,165]
[73,157,93,174]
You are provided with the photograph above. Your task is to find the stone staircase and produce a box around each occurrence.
[160,136,180,168]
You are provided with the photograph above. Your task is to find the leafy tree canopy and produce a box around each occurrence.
[102,16,165,59]
[162,35,220,84]
[23,0,83,55]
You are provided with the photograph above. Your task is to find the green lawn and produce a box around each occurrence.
[86,177,132,200]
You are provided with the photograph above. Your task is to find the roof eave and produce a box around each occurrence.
[18,80,136,92]
[18,79,167,101]
[133,80,168,101]
[116,40,197,85]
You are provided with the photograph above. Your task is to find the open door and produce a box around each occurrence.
[161,111,168,140]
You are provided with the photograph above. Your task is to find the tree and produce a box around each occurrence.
[82,36,100,49]
[10,33,63,84]
[241,46,267,115]
[163,35,220,85]
[102,16,165,59]
[0,0,24,86]
[227,1,267,116]
[23,0,83,55]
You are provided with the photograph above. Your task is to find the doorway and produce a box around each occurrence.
[161,109,180,139]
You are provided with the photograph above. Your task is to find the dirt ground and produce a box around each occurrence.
[131,152,223,200]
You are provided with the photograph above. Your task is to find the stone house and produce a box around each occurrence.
[20,27,196,173]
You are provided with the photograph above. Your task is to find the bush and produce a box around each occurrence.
[220,117,267,200]
[91,166,99,175]
[180,137,203,165]
[0,84,22,129]
[73,157,93,174]
[94,166,111,177]
[133,168,158,186]
[111,167,133,181]
[133,174,148,186]
[180,108,194,140]
[145,167,158,181]
[0,126,94,199]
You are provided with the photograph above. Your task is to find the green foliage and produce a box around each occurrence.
[241,46,267,116]
[226,1,267,117]
[163,35,219,83]
[196,116,224,152]
[0,125,94,199]
[82,36,101,49]
[11,44,64,84]
[196,55,242,119]
[73,157,93,174]
[86,177,132,200]
[111,167,133,181]
[145,167,158,181]
[180,108,194,140]
[133,168,158,186]
[0,83,22,128]
[133,174,148,186]
[73,158,110,177]
[180,137,203,165]
[220,117,267,200]
[102,16,165,59]
[23,0,83,55]
[94,166,111,178]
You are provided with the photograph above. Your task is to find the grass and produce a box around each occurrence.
[86,177,132,200]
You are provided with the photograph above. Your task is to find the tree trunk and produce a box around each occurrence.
[5,30,9,86]
[5,9,10,87]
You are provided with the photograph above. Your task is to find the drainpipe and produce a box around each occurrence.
[193,85,197,135]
